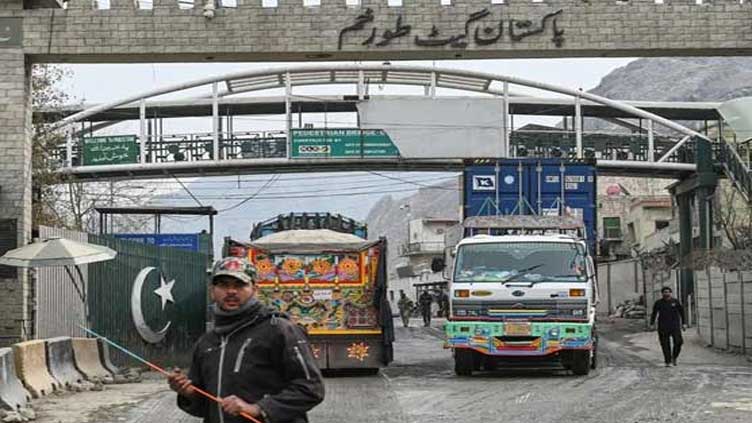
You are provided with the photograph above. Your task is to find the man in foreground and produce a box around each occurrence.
[168,257,325,422]
[650,286,687,367]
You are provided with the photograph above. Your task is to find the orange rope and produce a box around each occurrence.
[145,362,262,423]
[80,326,263,423]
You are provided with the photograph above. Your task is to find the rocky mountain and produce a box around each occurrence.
[364,57,752,267]
[589,57,752,102]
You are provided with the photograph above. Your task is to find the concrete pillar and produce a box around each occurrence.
[110,0,136,10]
[153,0,178,8]
[0,2,33,347]
[65,0,94,9]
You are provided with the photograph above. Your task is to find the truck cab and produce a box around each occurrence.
[442,219,598,376]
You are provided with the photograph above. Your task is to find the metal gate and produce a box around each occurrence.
[35,226,209,367]
[88,235,208,366]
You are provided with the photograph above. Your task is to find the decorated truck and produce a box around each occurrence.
[223,214,393,372]
[435,159,599,376]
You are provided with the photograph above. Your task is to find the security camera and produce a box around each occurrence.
[203,1,216,19]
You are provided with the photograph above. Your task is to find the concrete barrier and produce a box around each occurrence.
[97,339,120,375]
[71,338,113,383]
[12,340,59,398]
[0,348,30,411]
[45,337,85,388]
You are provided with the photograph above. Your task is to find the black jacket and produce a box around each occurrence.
[650,298,686,332]
[177,307,325,423]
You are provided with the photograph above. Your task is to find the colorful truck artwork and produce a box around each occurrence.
[224,219,393,372]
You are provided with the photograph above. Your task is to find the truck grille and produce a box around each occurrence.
[452,300,588,320]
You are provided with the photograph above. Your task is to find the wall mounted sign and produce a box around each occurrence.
[0,18,22,48]
[339,8,564,50]
[83,135,139,166]
[291,129,400,158]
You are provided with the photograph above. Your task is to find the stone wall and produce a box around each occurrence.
[695,268,752,356]
[0,0,33,347]
[7,1,752,63]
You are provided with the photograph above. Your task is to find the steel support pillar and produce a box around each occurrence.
[696,137,717,251]
[677,193,693,306]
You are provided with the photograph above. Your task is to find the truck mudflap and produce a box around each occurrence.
[445,321,593,357]
[309,333,386,370]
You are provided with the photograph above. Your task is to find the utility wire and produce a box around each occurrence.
[138,185,459,202]
[369,171,457,190]
[98,172,457,186]
[172,175,204,207]
[78,178,458,202]
[145,174,457,193]
[217,174,279,213]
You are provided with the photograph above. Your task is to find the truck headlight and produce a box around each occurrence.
[572,309,585,317]
[455,309,467,317]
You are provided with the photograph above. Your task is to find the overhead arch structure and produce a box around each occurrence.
[50,64,747,187]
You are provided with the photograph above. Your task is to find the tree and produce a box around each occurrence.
[714,180,752,250]
[32,65,72,229]
[31,65,157,233]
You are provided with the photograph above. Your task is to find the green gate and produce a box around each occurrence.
[87,235,209,367]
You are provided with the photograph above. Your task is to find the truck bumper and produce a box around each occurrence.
[309,334,386,369]
[444,321,593,357]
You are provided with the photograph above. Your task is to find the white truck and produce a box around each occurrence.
[437,215,599,376]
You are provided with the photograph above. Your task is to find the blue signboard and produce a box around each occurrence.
[114,233,201,252]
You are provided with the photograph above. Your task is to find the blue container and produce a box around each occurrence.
[462,159,597,253]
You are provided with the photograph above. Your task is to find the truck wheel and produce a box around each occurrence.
[571,351,591,376]
[454,349,474,376]
[473,352,483,371]
[591,328,599,370]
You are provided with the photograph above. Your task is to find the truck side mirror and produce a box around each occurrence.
[431,257,445,272]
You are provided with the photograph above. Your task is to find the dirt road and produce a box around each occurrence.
[30,318,752,423]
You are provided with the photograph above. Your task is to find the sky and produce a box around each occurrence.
[63,58,634,104]
[60,58,636,243]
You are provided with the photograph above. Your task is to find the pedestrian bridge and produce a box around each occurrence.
[48,64,751,197]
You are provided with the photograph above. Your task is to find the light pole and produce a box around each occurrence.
[400,204,412,251]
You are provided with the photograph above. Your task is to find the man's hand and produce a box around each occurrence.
[221,395,261,418]
[167,368,195,398]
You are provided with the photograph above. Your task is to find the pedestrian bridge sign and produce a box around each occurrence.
[290,129,400,159]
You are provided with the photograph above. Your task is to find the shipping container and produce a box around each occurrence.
[462,159,597,253]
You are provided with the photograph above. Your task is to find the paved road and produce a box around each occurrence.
[33,319,752,423]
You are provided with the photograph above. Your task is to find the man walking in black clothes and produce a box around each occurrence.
[650,286,687,367]
[418,289,433,327]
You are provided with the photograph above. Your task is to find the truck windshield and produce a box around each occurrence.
[454,242,587,283]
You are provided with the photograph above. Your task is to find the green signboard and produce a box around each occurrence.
[291,129,400,158]
[83,136,139,166]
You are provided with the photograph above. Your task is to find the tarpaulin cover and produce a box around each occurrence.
[248,229,379,253]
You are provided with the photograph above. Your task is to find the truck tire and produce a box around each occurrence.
[591,330,599,370]
[571,351,591,376]
[454,349,474,376]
